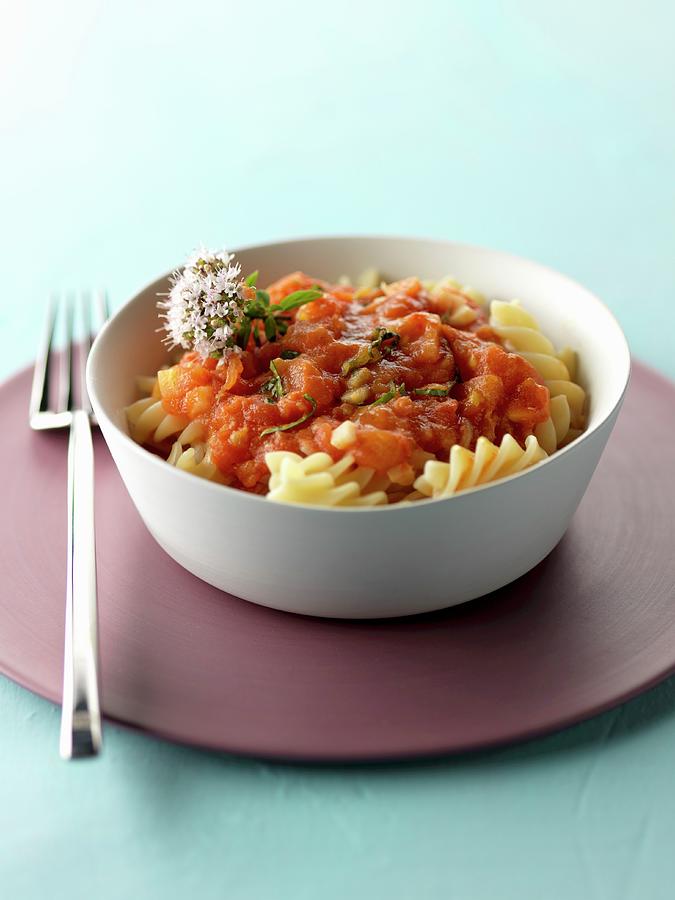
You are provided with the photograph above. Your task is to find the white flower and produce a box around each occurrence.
[159,247,252,358]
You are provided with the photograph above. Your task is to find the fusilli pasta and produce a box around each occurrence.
[125,377,205,447]
[489,300,586,452]
[414,434,547,499]
[167,442,227,483]
[265,451,389,507]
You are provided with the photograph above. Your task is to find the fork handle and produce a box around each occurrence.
[59,409,102,759]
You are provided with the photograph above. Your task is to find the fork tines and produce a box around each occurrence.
[30,292,109,430]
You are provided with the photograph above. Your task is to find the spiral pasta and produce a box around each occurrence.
[166,442,227,483]
[414,434,547,499]
[489,300,586,452]
[265,451,389,507]
[125,376,205,448]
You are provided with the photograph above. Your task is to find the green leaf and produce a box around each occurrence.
[245,270,259,287]
[276,289,322,311]
[264,316,277,342]
[341,328,401,376]
[370,327,400,356]
[341,345,372,376]
[256,289,271,306]
[243,298,268,320]
[369,383,407,407]
[280,349,299,359]
[262,359,284,402]
[236,318,252,350]
[414,386,450,397]
[260,394,317,437]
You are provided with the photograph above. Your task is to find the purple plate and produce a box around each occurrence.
[1,362,675,761]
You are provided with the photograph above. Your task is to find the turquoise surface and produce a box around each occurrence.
[1,2,674,897]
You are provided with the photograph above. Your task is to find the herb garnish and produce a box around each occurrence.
[260,394,317,437]
[275,288,324,311]
[280,349,300,360]
[341,327,401,376]
[369,383,407,407]
[414,382,455,397]
[370,327,400,356]
[245,270,259,287]
[235,287,322,349]
[262,359,284,402]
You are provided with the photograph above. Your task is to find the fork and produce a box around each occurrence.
[29,292,109,759]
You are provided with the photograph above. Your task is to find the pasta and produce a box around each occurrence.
[126,377,205,447]
[489,300,586,453]
[167,443,227,483]
[265,451,388,507]
[414,434,547,499]
[127,256,587,508]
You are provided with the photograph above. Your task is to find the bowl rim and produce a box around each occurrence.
[86,233,632,513]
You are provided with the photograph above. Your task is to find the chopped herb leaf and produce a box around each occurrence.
[245,270,259,287]
[369,383,407,407]
[370,327,400,356]
[414,382,455,397]
[341,345,372,376]
[341,328,401,376]
[280,349,300,359]
[260,394,317,436]
[261,359,284,402]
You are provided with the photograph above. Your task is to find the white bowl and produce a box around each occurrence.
[87,236,630,618]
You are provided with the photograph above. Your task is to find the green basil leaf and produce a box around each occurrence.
[341,329,401,376]
[262,359,284,401]
[414,387,449,397]
[276,289,322,311]
[264,316,277,342]
[370,327,400,356]
[413,380,456,397]
[236,318,252,350]
[369,383,407,407]
[260,394,317,436]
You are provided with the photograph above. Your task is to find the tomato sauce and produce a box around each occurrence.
[157,273,550,490]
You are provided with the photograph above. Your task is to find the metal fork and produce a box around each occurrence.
[30,292,109,759]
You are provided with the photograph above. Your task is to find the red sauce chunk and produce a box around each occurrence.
[157,273,550,491]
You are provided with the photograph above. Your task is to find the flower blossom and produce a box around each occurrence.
[159,247,252,358]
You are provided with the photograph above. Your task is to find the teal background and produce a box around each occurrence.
[1,1,674,897]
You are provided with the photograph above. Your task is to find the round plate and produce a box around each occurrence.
[2,362,674,761]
